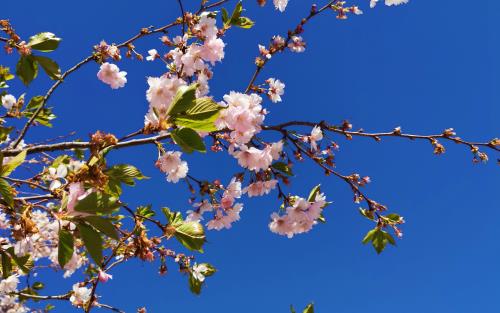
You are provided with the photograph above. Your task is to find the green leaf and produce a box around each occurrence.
[1,150,26,177]
[8,248,33,274]
[1,252,12,278]
[184,97,221,116]
[173,116,219,132]
[362,227,395,254]
[32,282,44,290]
[137,205,156,218]
[303,303,314,313]
[171,97,221,131]
[77,222,103,265]
[27,32,61,52]
[105,164,147,196]
[174,221,206,252]
[189,273,202,295]
[307,184,321,202]
[0,66,14,89]
[0,178,14,206]
[22,96,56,127]
[228,1,243,25]
[171,128,206,153]
[272,161,294,176]
[167,83,198,116]
[221,8,229,24]
[225,1,254,29]
[358,208,375,221]
[83,216,118,240]
[33,56,61,80]
[0,126,14,143]
[362,228,377,244]
[57,229,74,267]
[105,164,147,185]
[16,56,38,85]
[290,305,297,313]
[162,207,182,225]
[73,192,120,214]
[234,16,254,29]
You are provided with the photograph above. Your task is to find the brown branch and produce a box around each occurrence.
[244,0,339,93]
[263,121,500,153]
[3,177,50,191]
[2,132,172,157]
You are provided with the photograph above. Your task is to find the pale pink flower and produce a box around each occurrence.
[97,62,127,89]
[194,13,218,39]
[70,284,91,307]
[1,94,16,110]
[146,76,186,110]
[288,36,305,53]
[267,78,285,103]
[273,0,289,12]
[200,37,225,65]
[371,0,409,7]
[146,49,158,61]
[98,270,113,283]
[217,92,265,144]
[310,126,323,151]
[156,151,189,183]
[67,183,86,213]
[244,180,277,197]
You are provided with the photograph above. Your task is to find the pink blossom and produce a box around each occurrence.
[156,151,189,183]
[194,13,218,39]
[273,0,289,12]
[1,94,16,110]
[267,78,285,103]
[200,37,225,65]
[146,49,158,61]
[244,180,278,197]
[67,183,86,213]
[97,62,127,89]
[288,36,305,53]
[310,126,323,151]
[98,270,113,283]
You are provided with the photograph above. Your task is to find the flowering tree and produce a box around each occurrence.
[0,0,498,312]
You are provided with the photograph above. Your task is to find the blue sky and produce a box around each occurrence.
[2,0,500,312]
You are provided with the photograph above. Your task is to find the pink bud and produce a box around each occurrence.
[98,270,113,283]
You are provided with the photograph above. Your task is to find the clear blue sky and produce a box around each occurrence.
[2,0,500,312]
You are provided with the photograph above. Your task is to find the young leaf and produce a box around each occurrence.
[0,126,14,143]
[0,178,14,206]
[171,97,221,131]
[1,149,27,176]
[174,221,206,252]
[28,32,61,52]
[303,303,314,313]
[0,251,12,278]
[171,128,206,153]
[22,96,56,127]
[167,83,198,116]
[16,56,38,85]
[74,192,120,214]
[83,216,119,240]
[57,229,74,267]
[77,222,103,265]
[307,184,321,202]
[33,56,61,80]
[362,228,377,244]
[272,162,294,176]
[173,116,219,132]
[189,273,202,295]
[105,164,147,196]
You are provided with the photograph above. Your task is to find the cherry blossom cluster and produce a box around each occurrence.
[269,191,328,238]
